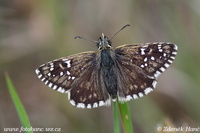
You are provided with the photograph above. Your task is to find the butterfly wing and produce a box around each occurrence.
[69,63,110,108]
[35,51,110,108]
[115,42,178,101]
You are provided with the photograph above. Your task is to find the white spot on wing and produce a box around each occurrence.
[152,80,157,88]
[164,63,170,68]
[159,49,163,52]
[154,71,161,78]
[99,101,105,106]
[44,80,49,85]
[48,83,53,88]
[67,71,70,75]
[133,94,138,99]
[65,60,71,68]
[126,95,132,101]
[77,103,85,108]
[70,100,76,106]
[138,92,144,97]
[141,48,145,55]
[172,51,177,55]
[147,75,155,79]
[168,60,173,63]
[68,92,71,100]
[174,44,178,50]
[35,69,40,74]
[170,56,175,60]
[151,56,155,60]
[93,102,98,108]
[57,87,62,91]
[158,44,162,48]
[41,78,45,81]
[87,104,92,109]
[53,85,57,90]
[38,74,42,79]
[144,87,153,95]
[160,67,165,72]
[57,87,65,93]
[144,57,148,62]
[60,72,64,76]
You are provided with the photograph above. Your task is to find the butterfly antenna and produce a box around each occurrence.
[109,24,131,40]
[74,36,98,43]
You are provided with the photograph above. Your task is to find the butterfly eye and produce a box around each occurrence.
[107,40,112,47]
[97,42,102,50]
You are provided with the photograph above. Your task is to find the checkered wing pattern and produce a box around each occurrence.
[35,51,110,108]
[115,42,178,101]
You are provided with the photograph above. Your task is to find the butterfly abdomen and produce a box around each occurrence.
[100,49,118,99]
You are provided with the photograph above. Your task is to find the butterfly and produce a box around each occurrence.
[35,24,178,109]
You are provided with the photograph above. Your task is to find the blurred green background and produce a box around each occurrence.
[0,0,200,133]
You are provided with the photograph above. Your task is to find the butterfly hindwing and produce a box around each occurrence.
[69,64,110,108]
[116,59,156,101]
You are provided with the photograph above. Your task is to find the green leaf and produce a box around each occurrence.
[5,72,33,133]
[118,102,134,133]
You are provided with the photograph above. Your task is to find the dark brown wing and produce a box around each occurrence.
[35,51,110,108]
[69,64,111,108]
[115,42,178,101]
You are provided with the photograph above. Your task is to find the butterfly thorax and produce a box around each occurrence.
[98,35,118,100]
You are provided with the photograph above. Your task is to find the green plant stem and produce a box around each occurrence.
[113,101,120,133]
[118,102,134,133]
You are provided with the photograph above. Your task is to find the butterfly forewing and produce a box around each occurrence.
[35,51,97,93]
[115,42,177,101]
[115,42,177,78]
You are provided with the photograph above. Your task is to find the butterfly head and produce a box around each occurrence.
[97,33,112,50]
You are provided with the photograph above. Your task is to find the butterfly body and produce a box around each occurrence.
[100,48,118,100]
[36,32,178,109]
